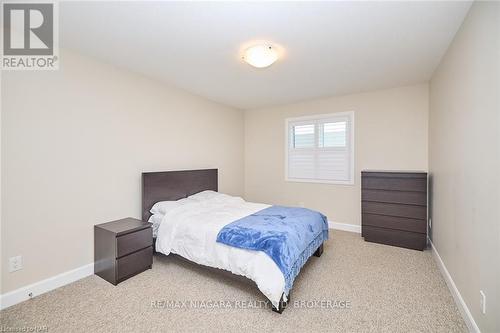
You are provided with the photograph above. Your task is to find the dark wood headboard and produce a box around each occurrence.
[141,169,218,221]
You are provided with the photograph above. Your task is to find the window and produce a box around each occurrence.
[285,112,354,184]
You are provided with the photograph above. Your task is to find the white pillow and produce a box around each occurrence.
[187,190,221,202]
[150,197,195,215]
[148,214,163,237]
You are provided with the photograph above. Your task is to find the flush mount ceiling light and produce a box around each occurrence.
[242,44,278,68]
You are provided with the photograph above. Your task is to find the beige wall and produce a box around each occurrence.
[0,49,244,293]
[429,2,500,332]
[244,84,429,225]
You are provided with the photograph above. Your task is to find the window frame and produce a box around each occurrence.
[284,111,355,185]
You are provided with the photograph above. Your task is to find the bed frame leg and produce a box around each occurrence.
[314,243,324,257]
[272,293,289,314]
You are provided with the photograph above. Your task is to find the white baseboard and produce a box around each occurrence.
[0,263,94,310]
[430,239,480,333]
[328,221,361,233]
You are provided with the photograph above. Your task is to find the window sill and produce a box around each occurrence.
[285,177,355,186]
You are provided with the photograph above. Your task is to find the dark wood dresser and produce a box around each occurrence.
[361,171,427,250]
[94,218,153,285]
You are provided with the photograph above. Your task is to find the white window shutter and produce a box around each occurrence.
[316,149,350,181]
[288,150,316,179]
[286,112,354,184]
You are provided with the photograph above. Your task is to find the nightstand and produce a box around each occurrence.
[94,217,153,285]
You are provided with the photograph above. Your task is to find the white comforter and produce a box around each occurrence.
[155,194,285,307]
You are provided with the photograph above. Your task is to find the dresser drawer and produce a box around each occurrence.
[362,213,426,233]
[362,177,427,192]
[362,189,427,206]
[116,246,153,282]
[117,228,152,258]
[362,201,427,219]
[363,226,426,250]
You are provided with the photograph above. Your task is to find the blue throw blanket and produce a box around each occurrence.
[216,205,328,294]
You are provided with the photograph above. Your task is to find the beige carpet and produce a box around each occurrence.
[1,231,467,332]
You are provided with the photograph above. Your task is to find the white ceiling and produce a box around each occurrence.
[60,1,472,110]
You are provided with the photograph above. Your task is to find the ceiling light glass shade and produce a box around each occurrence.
[243,45,278,68]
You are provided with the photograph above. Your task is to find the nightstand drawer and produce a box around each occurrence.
[117,228,153,258]
[117,246,153,282]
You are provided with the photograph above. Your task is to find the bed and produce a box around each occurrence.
[142,169,327,313]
